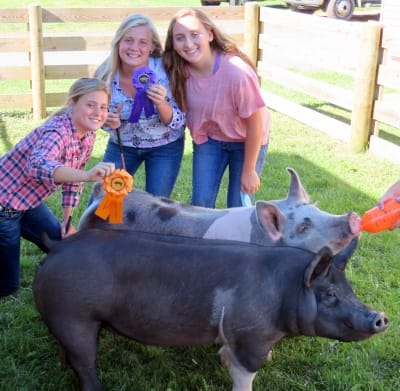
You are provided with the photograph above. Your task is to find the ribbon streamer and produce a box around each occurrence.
[128,66,157,123]
[95,169,134,224]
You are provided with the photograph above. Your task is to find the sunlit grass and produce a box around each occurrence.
[1,100,399,391]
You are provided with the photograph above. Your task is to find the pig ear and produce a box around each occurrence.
[286,167,310,204]
[304,247,333,288]
[332,238,358,271]
[255,201,284,242]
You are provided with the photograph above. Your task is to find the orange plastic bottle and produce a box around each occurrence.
[360,198,400,233]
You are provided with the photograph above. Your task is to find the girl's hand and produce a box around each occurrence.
[106,103,123,130]
[147,84,167,107]
[377,180,400,209]
[61,221,77,238]
[241,170,260,195]
[86,162,115,182]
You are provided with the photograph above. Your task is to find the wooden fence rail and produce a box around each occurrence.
[0,3,399,162]
[0,5,245,118]
[257,7,382,149]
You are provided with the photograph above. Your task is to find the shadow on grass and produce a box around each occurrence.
[302,102,400,147]
[260,152,378,216]
[303,101,351,125]
[81,147,378,215]
[1,142,397,390]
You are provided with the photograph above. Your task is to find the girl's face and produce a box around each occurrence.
[118,25,154,69]
[69,91,109,136]
[172,15,213,65]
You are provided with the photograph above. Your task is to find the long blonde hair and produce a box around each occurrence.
[163,7,256,112]
[52,77,110,117]
[95,14,163,85]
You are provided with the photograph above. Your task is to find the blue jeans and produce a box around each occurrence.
[192,138,268,208]
[103,137,184,197]
[0,203,61,299]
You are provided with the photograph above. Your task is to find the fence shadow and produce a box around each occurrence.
[258,151,377,216]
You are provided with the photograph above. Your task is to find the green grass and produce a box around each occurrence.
[1,1,399,391]
[263,77,399,147]
[1,108,400,391]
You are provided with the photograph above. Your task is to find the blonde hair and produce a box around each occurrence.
[163,7,256,112]
[52,77,110,117]
[95,14,163,85]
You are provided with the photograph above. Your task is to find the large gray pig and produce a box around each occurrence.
[33,229,387,391]
[78,168,360,255]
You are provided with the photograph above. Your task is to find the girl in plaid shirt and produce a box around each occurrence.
[0,78,115,299]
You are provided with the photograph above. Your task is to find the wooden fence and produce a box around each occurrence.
[368,0,400,162]
[0,3,399,162]
[0,5,245,118]
[255,3,399,162]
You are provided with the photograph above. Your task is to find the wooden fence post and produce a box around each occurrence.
[349,23,382,153]
[29,4,46,120]
[244,2,260,66]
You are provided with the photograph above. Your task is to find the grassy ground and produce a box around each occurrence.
[1,107,399,391]
[1,1,399,391]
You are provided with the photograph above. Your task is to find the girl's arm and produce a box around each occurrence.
[53,162,115,183]
[55,162,115,237]
[241,108,264,195]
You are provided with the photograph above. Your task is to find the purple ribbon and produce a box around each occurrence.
[128,66,157,123]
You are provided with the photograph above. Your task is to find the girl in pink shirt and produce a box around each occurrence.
[164,7,270,208]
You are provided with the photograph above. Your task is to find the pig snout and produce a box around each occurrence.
[346,311,389,341]
[348,212,361,236]
[370,311,388,334]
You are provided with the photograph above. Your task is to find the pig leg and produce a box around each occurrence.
[51,320,103,391]
[217,312,256,391]
[219,346,256,391]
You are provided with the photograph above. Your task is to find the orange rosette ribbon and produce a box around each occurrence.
[94,169,133,224]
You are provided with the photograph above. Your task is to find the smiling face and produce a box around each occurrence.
[69,90,109,137]
[118,25,154,70]
[172,15,213,67]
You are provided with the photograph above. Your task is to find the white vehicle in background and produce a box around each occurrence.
[285,0,381,20]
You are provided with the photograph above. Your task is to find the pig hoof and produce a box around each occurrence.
[59,347,70,369]
[218,346,231,368]
[267,349,273,362]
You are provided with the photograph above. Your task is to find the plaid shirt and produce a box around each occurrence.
[0,112,95,211]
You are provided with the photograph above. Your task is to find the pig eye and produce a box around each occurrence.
[297,223,308,234]
[326,288,336,297]
[298,224,306,233]
[296,218,312,234]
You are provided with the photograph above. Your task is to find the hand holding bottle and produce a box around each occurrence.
[360,198,400,233]
[377,180,400,208]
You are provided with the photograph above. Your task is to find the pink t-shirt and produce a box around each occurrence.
[186,54,270,145]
